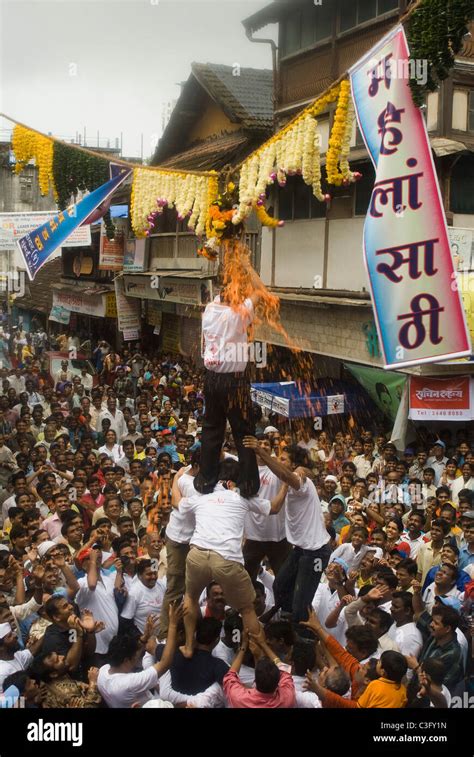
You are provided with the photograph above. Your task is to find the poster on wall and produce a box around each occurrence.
[99,218,127,271]
[448,227,474,272]
[114,276,141,334]
[123,238,146,272]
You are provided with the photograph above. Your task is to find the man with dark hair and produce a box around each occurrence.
[223,631,295,708]
[155,616,229,708]
[120,559,165,635]
[243,438,331,629]
[172,458,287,658]
[97,602,182,708]
[388,591,423,657]
[411,581,464,693]
[422,563,462,613]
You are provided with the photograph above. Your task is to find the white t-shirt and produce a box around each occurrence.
[202,296,253,373]
[97,664,159,708]
[0,649,33,692]
[179,483,271,563]
[121,578,166,634]
[98,444,123,463]
[312,583,347,646]
[212,640,235,666]
[166,470,196,545]
[244,465,286,542]
[293,674,322,708]
[387,622,423,658]
[285,476,329,551]
[422,583,463,614]
[75,573,119,654]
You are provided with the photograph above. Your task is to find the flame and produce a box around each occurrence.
[220,239,292,348]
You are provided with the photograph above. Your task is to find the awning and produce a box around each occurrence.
[409,375,474,421]
[121,273,213,307]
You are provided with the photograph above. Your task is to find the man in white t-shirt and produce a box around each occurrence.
[121,559,166,634]
[0,623,37,692]
[98,603,182,708]
[243,436,290,581]
[243,438,331,629]
[173,458,288,658]
[194,267,264,499]
[72,547,119,662]
[159,450,200,638]
[388,590,423,657]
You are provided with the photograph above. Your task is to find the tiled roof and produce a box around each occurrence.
[15,257,62,314]
[191,62,274,130]
[158,132,251,171]
[152,62,274,166]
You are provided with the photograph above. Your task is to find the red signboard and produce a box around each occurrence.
[409,376,472,420]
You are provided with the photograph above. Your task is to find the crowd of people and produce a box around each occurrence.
[0,323,472,710]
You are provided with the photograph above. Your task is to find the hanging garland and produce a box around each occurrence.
[130,167,217,239]
[232,83,342,225]
[326,80,359,187]
[407,0,474,107]
[52,141,115,237]
[12,125,57,199]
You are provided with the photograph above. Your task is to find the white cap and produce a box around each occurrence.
[325,475,338,483]
[264,426,278,435]
[142,699,174,709]
[0,622,12,640]
[37,540,57,559]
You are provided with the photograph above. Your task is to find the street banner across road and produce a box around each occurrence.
[17,167,132,281]
[349,26,471,369]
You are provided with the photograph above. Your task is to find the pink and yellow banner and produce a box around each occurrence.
[349,26,471,369]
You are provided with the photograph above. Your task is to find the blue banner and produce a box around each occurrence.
[17,167,132,281]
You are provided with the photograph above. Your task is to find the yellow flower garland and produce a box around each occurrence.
[232,83,342,224]
[130,167,218,238]
[326,79,355,187]
[254,203,281,228]
[12,125,57,198]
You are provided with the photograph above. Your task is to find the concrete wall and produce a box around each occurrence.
[256,300,383,367]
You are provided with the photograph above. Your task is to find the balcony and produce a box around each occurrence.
[148,231,260,274]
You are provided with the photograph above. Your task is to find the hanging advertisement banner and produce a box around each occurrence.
[409,376,473,421]
[0,212,91,251]
[349,26,471,369]
[114,276,141,334]
[99,218,127,271]
[52,291,106,318]
[17,168,132,280]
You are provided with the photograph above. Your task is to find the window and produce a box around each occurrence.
[340,0,398,33]
[281,4,333,57]
[450,156,474,215]
[469,91,474,132]
[278,176,327,221]
[354,162,376,216]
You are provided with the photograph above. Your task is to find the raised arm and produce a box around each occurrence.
[171,466,187,509]
[270,483,289,514]
[154,601,183,677]
[86,548,100,591]
[243,436,301,489]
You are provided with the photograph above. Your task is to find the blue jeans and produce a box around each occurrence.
[273,542,332,625]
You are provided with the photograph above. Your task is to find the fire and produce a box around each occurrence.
[220,239,292,348]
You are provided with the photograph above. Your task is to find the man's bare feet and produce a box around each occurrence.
[179,644,194,659]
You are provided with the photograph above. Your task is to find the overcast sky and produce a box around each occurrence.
[0,0,276,158]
